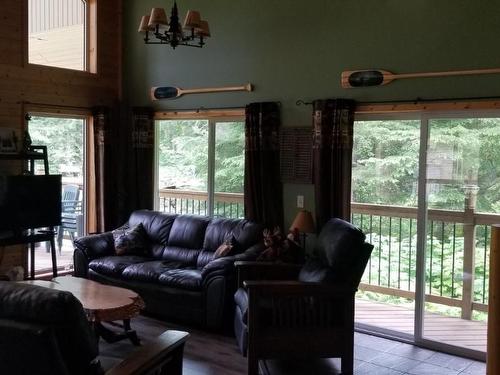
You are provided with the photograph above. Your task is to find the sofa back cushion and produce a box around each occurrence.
[155,215,210,266]
[197,218,263,268]
[129,210,177,246]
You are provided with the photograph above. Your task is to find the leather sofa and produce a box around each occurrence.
[0,281,189,375]
[74,210,264,329]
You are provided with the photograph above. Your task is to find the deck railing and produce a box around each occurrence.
[352,201,499,320]
[158,188,244,219]
[158,187,499,320]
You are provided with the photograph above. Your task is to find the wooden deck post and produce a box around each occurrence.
[461,186,478,320]
[487,224,500,375]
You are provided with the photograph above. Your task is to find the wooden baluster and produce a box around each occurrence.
[487,224,500,375]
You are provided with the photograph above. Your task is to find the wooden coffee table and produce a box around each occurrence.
[22,276,145,345]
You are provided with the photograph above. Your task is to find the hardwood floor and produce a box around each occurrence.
[98,314,486,375]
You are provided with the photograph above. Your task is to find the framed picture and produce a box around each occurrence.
[0,128,18,154]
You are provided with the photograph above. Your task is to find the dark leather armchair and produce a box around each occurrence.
[0,281,189,375]
[233,218,373,375]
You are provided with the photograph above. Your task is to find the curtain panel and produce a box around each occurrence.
[244,102,283,229]
[312,99,356,231]
[129,107,155,212]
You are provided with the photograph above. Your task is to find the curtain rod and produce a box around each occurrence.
[17,101,93,110]
[296,95,500,106]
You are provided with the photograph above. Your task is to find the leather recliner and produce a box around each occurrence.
[74,210,264,329]
[233,218,373,375]
[0,281,189,375]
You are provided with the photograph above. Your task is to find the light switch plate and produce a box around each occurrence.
[297,195,304,208]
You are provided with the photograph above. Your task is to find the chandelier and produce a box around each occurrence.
[138,2,210,49]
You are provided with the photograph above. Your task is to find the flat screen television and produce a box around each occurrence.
[0,175,62,232]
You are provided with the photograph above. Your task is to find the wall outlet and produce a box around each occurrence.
[297,195,304,208]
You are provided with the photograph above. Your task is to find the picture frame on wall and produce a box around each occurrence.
[0,128,18,154]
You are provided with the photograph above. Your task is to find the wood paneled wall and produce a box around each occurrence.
[0,0,122,275]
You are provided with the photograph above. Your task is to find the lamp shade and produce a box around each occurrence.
[290,210,315,234]
[195,20,211,37]
[183,10,201,29]
[138,15,154,32]
[148,8,169,27]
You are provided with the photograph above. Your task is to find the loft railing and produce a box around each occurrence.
[158,188,244,219]
[352,201,499,320]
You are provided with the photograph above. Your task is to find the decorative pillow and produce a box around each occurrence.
[213,233,237,259]
[112,223,148,256]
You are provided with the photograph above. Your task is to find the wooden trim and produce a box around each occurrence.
[86,116,97,234]
[487,224,500,375]
[87,0,98,74]
[155,108,245,120]
[25,104,92,117]
[356,100,500,114]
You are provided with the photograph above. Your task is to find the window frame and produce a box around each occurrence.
[154,109,245,218]
[25,0,97,73]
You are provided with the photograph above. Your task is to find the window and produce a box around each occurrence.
[155,117,245,219]
[28,0,94,72]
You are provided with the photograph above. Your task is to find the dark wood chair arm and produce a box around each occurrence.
[105,330,189,375]
[243,280,355,297]
[235,261,302,287]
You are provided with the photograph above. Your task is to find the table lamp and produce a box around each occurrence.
[290,209,315,248]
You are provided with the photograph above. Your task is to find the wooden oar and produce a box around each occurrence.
[151,83,253,100]
[341,68,500,88]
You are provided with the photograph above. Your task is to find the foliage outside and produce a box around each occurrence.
[352,118,500,322]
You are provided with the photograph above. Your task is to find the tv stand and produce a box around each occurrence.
[0,145,58,279]
[0,230,57,279]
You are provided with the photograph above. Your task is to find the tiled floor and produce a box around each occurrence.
[100,315,486,375]
[353,332,485,375]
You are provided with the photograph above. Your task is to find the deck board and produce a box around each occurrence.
[355,298,487,352]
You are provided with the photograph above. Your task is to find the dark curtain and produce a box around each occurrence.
[128,107,155,212]
[244,102,283,229]
[92,106,115,232]
[312,99,356,230]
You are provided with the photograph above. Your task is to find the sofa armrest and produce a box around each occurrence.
[105,330,189,375]
[73,232,115,261]
[201,243,265,282]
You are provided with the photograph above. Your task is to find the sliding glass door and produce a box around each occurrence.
[353,112,500,359]
[419,115,499,357]
[28,114,87,274]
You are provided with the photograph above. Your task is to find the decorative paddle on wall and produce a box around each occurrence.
[341,67,500,88]
[151,83,253,100]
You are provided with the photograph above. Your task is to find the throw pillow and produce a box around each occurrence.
[112,223,148,256]
[213,233,237,259]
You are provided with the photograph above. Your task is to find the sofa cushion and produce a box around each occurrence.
[234,287,249,324]
[121,260,183,283]
[158,268,202,291]
[298,259,335,283]
[202,218,241,252]
[88,255,148,277]
[168,215,210,249]
[196,250,215,269]
[112,223,149,256]
[129,210,177,246]
[161,246,201,266]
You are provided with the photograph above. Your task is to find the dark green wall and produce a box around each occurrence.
[123,0,500,228]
